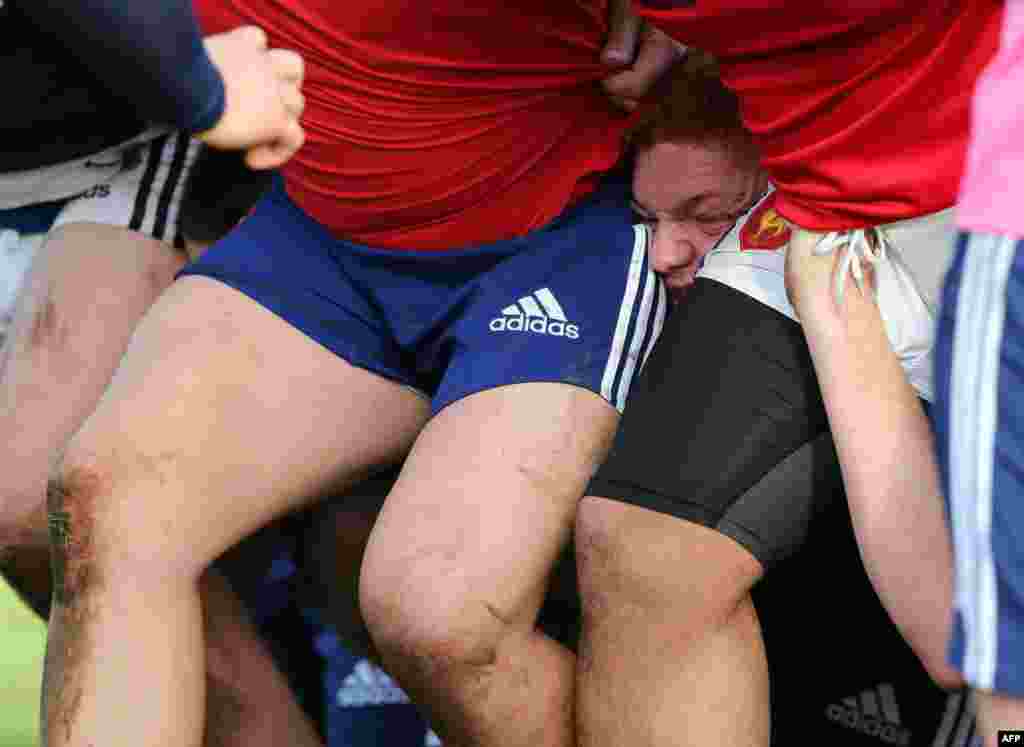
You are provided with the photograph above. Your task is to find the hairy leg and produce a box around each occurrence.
[576,498,767,747]
[0,225,328,746]
[0,222,185,619]
[360,384,618,747]
[0,223,183,550]
[41,276,429,747]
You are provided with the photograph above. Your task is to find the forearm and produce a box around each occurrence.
[793,253,961,688]
[20,0,225,133]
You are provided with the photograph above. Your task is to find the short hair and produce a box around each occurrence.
[628,51,754,157]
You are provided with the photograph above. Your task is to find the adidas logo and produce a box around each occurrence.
[825,683,912,746]
[489,287,580,339]
[335,659,411,708]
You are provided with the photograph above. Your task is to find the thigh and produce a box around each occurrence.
[68,274,429,574]
[0,222,184,539]
[364,382,618,627]
[1,134,202,538]
[587,278,833,570]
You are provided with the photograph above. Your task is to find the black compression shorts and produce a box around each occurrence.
[587,278,842,569]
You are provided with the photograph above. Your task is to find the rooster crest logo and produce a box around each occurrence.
[740,194,791,251]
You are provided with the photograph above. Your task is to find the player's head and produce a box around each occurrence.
[629,53,767,300]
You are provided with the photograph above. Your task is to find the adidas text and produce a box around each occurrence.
[78,184,111,200]
[488,316,579,339]
[336,659,411,708]
[825,705,911,745]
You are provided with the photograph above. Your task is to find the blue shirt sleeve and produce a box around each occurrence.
[20,0,226,133]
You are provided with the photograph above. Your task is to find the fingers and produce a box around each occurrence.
[234,25,269,50]
[269,48,305,117]
[602,0,640,67]
[244,119,305,170]
[280,86,305,118]
[602,24,686,110]
[268,47,304,84]
[200,24,306,167]
[630,26,686,88]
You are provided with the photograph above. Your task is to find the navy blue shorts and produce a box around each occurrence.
[934,231,1024,696]
[180,174,665,413]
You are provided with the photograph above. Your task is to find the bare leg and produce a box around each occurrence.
[0,224,183,547]
[0,225,328,746]
[200,570,322,747]
[0,222,187,620]
[40,277,428,747]
[360,384,618,747]
[575,498,768,747]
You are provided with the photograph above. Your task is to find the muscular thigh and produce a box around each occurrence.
[587,278,835,570]
[0,152,193,536]
[364,383,618,629]
[67,274,429,575]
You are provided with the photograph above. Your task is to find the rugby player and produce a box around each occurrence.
[0,4,319,743]
[575,2,998,745]
[0,8,321,739]
[303,54,769,663]
[934,4,1024,743]
[23,3,684,746]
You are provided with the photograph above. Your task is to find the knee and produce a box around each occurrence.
[575,498,761,635]
[48,443,192,591]
[359,561,508,684]
[45,453,109,605]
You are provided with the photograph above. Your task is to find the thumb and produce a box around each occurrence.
[602,0,640,66]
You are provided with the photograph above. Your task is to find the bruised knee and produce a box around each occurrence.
[46,463,106,606]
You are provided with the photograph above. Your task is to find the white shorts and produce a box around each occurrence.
[697,188,956,401]
[52,131,201,245]
[0,132,200,339]
[0,128,180,210]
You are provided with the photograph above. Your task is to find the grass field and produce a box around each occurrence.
[0,581,44,747]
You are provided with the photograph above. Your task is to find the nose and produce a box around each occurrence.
[649,221,705,277]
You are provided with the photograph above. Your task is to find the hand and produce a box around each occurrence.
[784,228,878,323]
[601,0,686,111]
[198,26,306,170]
[784,228,839,322]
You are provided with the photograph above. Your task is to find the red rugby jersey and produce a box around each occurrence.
[637,1,1003,231]
[195,1,630,250]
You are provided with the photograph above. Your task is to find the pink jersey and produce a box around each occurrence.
[957,1,1024,239]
